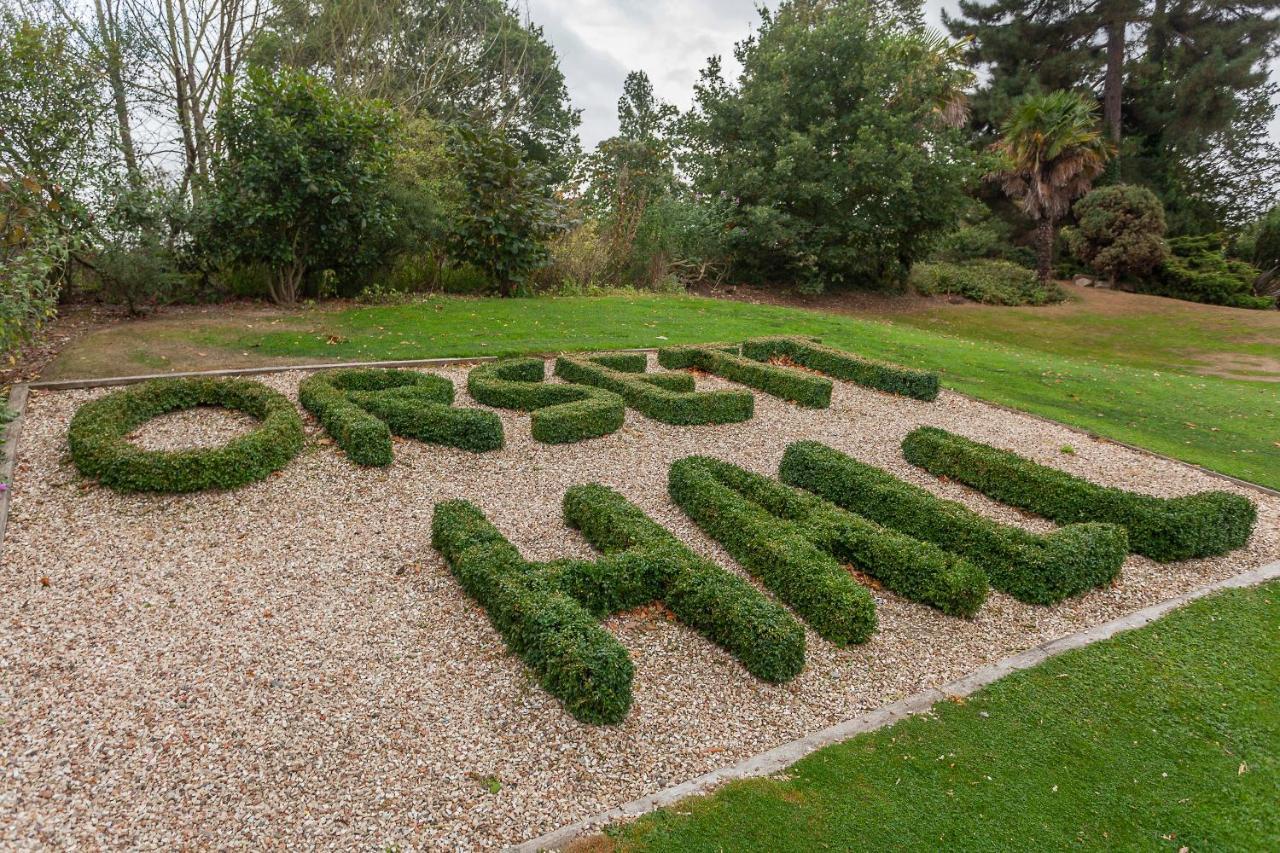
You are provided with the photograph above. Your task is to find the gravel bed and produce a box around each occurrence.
[2,357,1276,849]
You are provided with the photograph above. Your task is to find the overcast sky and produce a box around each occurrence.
[524,0,1280,150]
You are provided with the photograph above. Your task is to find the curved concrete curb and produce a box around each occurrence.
[510,558,1280,852]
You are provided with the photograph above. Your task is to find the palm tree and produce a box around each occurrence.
[991,91,1114,282]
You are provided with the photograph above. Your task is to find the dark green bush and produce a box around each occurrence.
[909,260,1065,306]
[68,377,304,493]
[1064,185,1168,283]
[658,344,833,408]
[901,426,1257,562]
[431,484,804,725]
[781,441,1128,605]
[467,358,625,443]
[300,368,502,465]
[1141,234,1275,309]
[670,456,988,626]
[740,336,939,401]
[554,354,754,425]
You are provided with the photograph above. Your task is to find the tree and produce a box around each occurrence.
[260,0,581,184]
[946,0,1280,232]
[1064,184,1167,283]
[680,0,981,294]
[447,124,559,296]
[991,91,1113,281]
[207,69,398,304]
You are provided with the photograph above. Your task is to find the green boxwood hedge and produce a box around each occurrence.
[781,441,1128,605]
[68,377,304,493]
[658,344,833,408]
[431,484,804,725]
[670,456,987,629]
[740,336,939,401]
[554,354,754,425]
[901,426,1257,562]
[300,368,502,465]
[467,358,625,443]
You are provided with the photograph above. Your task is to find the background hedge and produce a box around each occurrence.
[431,484,804,725]
[658,344,833,408]
[781,441,1128,605]
[901,426,1257,562]
[68,377,304,493]
[300,368,503,465]
[467,358,625,443]
[555,354,754,425]
[670,455,987,625]
[741,335,939,401]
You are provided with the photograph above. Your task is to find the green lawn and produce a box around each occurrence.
[606,581,1280,852]
[49,292,1279,489]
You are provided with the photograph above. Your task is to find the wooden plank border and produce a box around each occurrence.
[0,383,30,564]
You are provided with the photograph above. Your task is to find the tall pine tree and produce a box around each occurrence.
[946,0,1280,231]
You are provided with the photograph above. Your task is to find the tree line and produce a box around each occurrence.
[3,0,1278,356]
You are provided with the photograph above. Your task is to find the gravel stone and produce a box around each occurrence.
[2,357,1276,849]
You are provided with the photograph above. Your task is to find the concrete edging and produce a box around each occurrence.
[0,383,30,564]
[510,558,1280,852]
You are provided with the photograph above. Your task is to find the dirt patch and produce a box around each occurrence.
[1190,352,1280,382]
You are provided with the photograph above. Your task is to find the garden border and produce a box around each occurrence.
[0,383,30,564]
[511,557,1280,852]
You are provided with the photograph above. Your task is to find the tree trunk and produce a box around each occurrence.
[271,262,305,305]
[1035,217,1055,283]
[1104,17,1125,147]
[92,0,141,188]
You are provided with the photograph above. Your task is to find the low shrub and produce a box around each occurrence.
[740,336,939,401]
[901,426,1257,562]
[431,485,804,725]
[467,359,625,443]
[68,377,304,492]
[554,354,754,425]
[657,344,833,408]
[1140,235,1275,309]
[670,456,987,626]
[909,260,1065,306]
[1064,185,1168,283]
[300,368,502,465]
[780,441,1128,605]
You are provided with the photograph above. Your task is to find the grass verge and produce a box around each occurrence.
[603,579,1280,852]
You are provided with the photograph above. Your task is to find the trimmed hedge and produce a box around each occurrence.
[740,336,939,401]
[467,358,625,443]
[901,426,1257,562]
[658,344,833,408]
[780,441,1128,605]
[670,456,987,628]
[300,368,503,465]
[554,355,754,425]
[68,377,304,493]
[431,485,804,725]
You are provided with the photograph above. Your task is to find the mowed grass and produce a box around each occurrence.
[46,292,1280,489]
[603,581,1280,852]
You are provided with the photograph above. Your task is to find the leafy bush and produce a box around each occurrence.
[901,426,1257,562]
[467,358,625,443]
[781,441,1128,604]
[1140,234,1274,309]
[739,336,939,401]
[657,344,833,408]
[1063,185,1168,283]
[909,260,1065,306]
[554,354,754,425]
[300,368,503,465]
[68,378,304,493]
[670,456,988,625]
[207,69,398,305]
[431,484,804,724]
[447,125,560,297]
[1,177,77,358]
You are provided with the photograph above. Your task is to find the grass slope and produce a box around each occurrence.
[608,581,1280,852]
[44,293,1280,489]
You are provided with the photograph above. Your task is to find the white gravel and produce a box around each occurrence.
[2,357,1276,850]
